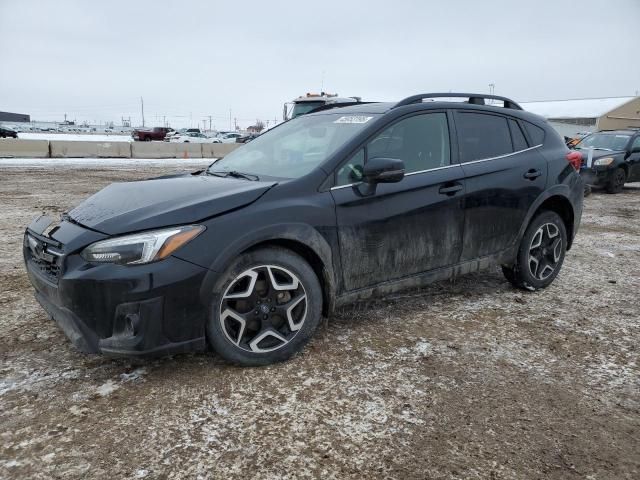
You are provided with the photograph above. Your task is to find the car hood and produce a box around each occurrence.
[68,174,277,235]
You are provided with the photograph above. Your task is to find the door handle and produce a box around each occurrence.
[523,169,542,180]
[438,183,463,196]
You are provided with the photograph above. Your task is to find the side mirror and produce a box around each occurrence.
[631,145,640,154]
[362,157,405,184]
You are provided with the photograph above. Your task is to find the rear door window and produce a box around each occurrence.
[456,112,513,162]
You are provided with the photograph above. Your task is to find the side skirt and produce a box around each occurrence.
[334,248,516,307]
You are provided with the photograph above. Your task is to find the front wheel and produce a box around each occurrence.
[206,247,323,366]
[606,168,625,194]
[502,210,567,291]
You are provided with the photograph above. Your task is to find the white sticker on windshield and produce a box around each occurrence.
[334,116,373,124]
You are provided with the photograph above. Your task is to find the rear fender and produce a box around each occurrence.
[514,182,581,255]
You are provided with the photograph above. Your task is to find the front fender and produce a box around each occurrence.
[197,222,337,313]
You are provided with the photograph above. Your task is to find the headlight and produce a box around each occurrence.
[593,157,614,166]
[81,225,204,265]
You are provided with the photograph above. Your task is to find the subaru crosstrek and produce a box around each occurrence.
[24,93,583,366]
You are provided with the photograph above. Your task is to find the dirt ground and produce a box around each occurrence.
[0,161,638,480]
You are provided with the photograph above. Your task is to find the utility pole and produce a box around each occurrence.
[140,96,145,127]
[229,109,232,130]
[208,115,212,131]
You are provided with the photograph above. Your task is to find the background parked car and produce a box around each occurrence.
[0,126,18,138]
[572,128,640,193]
[132,127,174,141]
[169,132,221,143]
[236,133,259,143]
[217,132,243,143]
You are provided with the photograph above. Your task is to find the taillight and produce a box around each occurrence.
[566,151,582,171]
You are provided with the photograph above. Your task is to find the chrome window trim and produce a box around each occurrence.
[329,144,543,191]
[460,144,542,166]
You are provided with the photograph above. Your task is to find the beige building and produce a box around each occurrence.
[520,96,640,137]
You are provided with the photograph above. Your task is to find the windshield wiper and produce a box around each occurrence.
[208,170,260,181]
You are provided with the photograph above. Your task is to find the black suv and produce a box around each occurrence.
[572,129,640,193]
[24,93,583,366]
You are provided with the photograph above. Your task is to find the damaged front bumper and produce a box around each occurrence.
[23,216,209,356]
[579,165,614,187]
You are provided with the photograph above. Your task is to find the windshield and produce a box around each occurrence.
[209,113,379,179]
[576,133,630,151]
[291,101,325,118]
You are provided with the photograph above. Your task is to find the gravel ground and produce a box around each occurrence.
[0,161,638,479]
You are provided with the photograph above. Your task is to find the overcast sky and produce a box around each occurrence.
[1,0,638,129]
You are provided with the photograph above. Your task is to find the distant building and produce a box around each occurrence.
[0,111,30,123]
[520,97,640,137]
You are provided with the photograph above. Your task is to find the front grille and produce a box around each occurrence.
[25,233,64,283]
[29,256,62,282]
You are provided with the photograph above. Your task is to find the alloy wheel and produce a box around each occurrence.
[219,265,308,353]
[527,223,563,281]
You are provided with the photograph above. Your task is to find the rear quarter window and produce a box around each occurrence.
[509,119,529,151]
[523,121,545,146]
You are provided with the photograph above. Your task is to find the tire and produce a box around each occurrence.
[145,137,151,142]
[206,247,323,366]
[502,210,567,291]
[606,168,625,194]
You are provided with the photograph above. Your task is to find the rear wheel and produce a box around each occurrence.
[206,247,323,366]
[606,168,625,194]
[502,210,567,291]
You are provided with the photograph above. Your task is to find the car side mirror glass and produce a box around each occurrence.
[362,157,405,184]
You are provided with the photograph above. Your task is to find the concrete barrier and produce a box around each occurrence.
[202,143,241,158]
[0,138,49,158]
[173,143,202,159]
[95,142,131,158]
[131,142,175,159]
[0,138,239,159]
[49,140,109,158]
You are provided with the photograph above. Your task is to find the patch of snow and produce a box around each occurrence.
[520,97,635,119]
[0,157,214,168]
[18,132,134,142]
[95,380,119,397]
[119,368,147,382]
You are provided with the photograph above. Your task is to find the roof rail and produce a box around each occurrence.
[394,93,523,110]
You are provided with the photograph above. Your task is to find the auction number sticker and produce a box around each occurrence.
[334,116,373,124]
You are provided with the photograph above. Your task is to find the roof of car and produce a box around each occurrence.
[308,102,394,115]
[596,129,639,135]
[309,100,547,125]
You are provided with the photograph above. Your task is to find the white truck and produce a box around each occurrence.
[283,92,362,121]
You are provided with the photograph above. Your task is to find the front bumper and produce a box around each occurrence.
[579,165,614,186]
[24,218,210,356]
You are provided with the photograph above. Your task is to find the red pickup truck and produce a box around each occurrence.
[132,127,174,141]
